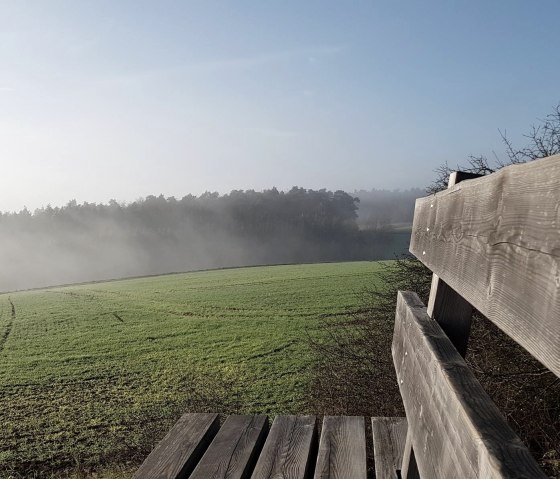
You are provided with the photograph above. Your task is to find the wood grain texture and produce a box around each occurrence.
[392,291,546,478]
[190,415,268,479]
[410,153,560,376]
[313,416,366,479]
[133,413,220,479]
[251,415,317,479]
[371,417,407,479]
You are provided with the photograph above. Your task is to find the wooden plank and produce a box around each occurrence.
[392,290,546,478]
[190,415,268,479]
[133,413,220,479]
[251,415,316,479]
[371,417,407,479]
[410,153,560,376]
[314,416,366,479]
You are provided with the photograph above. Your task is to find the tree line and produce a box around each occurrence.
[0,187,413,291]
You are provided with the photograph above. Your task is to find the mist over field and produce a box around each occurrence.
[354,188,423,229]
[0,187,418,292]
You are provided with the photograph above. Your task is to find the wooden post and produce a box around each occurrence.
[427,275,473,356]
[426,171,480,357]
[400,431,420,479]
[401,171,480,478]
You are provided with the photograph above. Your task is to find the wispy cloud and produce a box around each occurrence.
[0,86,15,92]
[95,44,344,87]
[243,126,299,138]
[188,44,344,73]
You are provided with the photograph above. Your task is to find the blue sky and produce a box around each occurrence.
[1,0,559,212]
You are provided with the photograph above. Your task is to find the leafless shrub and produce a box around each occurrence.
[467,316,560,475]
[500,103,560,165]
[308,256,431,417]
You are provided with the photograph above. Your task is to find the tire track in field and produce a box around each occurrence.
[246,340,297,360]
[47,290,127,325]
[0,298,15,352]
[45,289,97,301]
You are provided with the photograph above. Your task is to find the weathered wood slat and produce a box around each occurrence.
[251,415,317,479]
[314,416,366,479]
[190,415,268,479]
[133,413,220,479]
[371,417,407,479]
[392,290,546,478]
[410,153,560,376]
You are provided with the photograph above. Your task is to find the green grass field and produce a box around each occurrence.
[0,261,385,477]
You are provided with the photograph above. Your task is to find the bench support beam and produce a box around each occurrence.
[403,172,477,476]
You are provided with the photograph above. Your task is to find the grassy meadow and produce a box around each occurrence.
[0,261,385,477]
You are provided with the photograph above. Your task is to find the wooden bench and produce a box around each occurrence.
[134,154,560,478]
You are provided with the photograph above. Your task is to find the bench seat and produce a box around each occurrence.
[134,413,405,479]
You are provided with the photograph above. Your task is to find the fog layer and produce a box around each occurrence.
[1,187,417,291]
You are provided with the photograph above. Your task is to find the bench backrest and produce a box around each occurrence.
[394,153,560,478]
